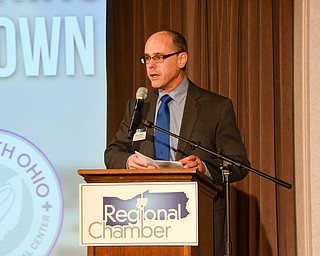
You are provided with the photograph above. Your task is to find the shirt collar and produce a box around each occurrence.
[158,76,189,105]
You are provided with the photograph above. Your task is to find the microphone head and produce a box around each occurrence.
[136,87,148,100]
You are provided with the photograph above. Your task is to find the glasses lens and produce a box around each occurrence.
[153,55,163,63]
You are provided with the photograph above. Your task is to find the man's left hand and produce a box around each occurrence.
[179,155,205,174]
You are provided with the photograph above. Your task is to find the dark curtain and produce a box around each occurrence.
[106,0,295,255]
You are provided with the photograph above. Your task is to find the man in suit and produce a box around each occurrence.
[105,30,249,256]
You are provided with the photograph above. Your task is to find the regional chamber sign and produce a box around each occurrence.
[79,182,198,246]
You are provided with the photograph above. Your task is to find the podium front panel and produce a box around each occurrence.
[80,182,198,246]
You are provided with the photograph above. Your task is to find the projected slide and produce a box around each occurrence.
[0,0,107,255]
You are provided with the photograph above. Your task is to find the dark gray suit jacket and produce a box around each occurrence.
[105,80,249,183]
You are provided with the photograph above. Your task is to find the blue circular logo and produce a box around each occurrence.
[0,130,63,255]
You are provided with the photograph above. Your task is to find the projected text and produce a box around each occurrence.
[0,16,95,77]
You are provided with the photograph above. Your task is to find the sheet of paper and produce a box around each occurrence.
[135,151,183,169]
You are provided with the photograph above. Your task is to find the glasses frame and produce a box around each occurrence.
[140,51,184,64]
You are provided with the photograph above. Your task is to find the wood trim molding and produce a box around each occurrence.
[294,0,312,255]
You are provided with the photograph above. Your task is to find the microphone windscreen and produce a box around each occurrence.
[136,87,148,100]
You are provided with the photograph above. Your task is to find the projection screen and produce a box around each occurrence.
[0,0,107,255]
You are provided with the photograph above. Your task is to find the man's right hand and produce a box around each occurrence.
[126,154,157,169]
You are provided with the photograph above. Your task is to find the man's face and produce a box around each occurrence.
[144,32,187,93]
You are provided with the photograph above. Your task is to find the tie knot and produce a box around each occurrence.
[161,94,172,105]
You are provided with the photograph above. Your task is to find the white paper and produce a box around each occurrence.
[135,151,183,169]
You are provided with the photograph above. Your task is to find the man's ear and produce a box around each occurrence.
[178,52,188,69]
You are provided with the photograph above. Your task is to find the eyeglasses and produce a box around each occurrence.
[140,51,184,64]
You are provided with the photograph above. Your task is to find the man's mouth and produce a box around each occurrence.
[149,73,160,79]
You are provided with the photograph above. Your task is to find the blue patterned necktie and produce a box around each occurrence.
[154,94,173,160]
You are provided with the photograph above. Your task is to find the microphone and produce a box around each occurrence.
[127,87,148,138]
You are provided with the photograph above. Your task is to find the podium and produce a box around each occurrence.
[78,168,221,256]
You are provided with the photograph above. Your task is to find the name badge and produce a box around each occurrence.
[133,128,147,142]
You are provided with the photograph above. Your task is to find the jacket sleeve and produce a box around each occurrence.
[104,99,135,169]
[205,98,250,183]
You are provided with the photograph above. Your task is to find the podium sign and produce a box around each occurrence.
[79,182,198,246]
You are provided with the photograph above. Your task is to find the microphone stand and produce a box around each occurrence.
[142,119,292,189]
[142,119,292,256]
[221,161,232,256]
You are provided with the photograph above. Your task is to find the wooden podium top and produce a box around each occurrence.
[79,168,197,175]
[78,168,221,192]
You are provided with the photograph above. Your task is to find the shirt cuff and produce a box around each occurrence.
[203,161,213,179]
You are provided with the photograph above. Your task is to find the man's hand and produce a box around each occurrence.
[179,155,205,174]
[127,154,157,169]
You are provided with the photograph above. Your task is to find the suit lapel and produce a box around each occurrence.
[176,82,201,159]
